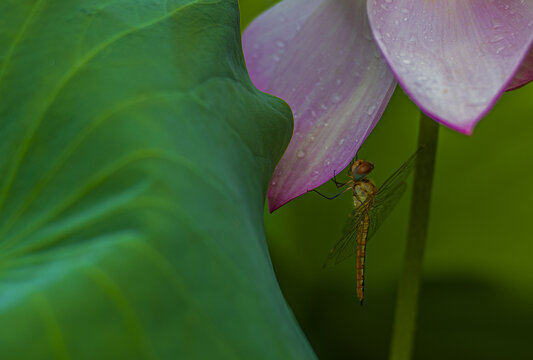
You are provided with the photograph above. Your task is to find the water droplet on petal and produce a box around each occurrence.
[490,34,505,43]
[330,93,342,103]
[272,54,281,62]
[297,150,306,159]
[367,105,376,115]
[275,40,285,48]
[338,138,346,146]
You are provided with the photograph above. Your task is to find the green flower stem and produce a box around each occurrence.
[389,111,439,360]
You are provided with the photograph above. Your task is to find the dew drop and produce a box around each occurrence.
[272,54,281,62]
[271,181,277,186]
[490,34,505,43]
[367,105,376,115]
[330,93,342,103]
[402,58,411,64]
[297,150,306,159]
[275,40,286,48]
[338,138,346,146]
[324,159,331,166]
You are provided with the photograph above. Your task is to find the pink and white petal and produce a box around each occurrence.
[243,0,324,92]
[244,0,396,212]
[367,0,533,134]
[505,46,533,91]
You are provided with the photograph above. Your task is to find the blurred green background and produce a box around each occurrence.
[239,1,533,359]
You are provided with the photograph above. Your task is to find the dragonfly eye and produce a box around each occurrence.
[352,161,374,180]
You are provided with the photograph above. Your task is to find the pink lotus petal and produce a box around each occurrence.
[243,0,324,93]
[505,46,533,91]
[367,0,533,134]
[243,0,396,212]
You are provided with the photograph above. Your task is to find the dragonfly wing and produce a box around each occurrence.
[376,148,420,196]
[323,200,372,267]
[366,148,421,239]
[367,182,407,240]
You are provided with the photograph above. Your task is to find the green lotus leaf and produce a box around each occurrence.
[0,0,315,358]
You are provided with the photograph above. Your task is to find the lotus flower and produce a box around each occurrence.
[242,0,533,211]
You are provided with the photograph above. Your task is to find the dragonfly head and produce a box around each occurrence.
[350,160,374,181]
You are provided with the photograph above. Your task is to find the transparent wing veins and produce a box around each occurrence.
[323,199,372,268]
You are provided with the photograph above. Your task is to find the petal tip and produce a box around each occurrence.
[267,191,296,213]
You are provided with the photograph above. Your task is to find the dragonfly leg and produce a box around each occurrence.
[313,186,351,200]
[331,171,349,188]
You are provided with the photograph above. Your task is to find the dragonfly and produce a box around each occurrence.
[316,149,420,304]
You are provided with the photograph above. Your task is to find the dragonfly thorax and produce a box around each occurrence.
[352,179,377,208]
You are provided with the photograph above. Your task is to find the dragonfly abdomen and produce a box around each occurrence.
[356,213,371,303]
